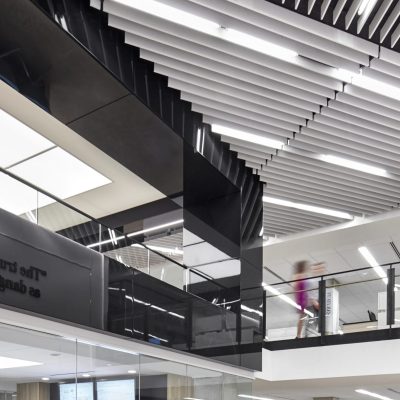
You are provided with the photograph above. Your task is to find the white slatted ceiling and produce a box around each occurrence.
[263,0,400,49]
[91,0,400,237]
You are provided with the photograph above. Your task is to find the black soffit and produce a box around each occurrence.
[265,0,400,51]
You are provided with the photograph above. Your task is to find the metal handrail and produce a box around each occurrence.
[265,261,400,287]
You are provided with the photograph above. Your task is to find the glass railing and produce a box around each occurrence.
[263,262,400,342]
[0,167,207,293]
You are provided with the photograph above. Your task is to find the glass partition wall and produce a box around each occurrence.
[264,262,400,342]
[0,322,253,400]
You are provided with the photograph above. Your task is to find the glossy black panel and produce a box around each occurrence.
[68,95,183,197]
[0,0,128,123]
[105,257,262,364]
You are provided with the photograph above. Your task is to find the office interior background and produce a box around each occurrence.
[1,0,400,399]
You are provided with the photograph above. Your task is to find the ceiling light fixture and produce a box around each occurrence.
[82,374,91,378]
[168,311,185,319]
[131,243,184,255]
[0,356,42,369]
[263,283,314,317]
[128,370,137,374]
[358,247,388,284]
[116,0,297,61]
[41,378,50,381]
[358,0,377,16]
[263,196,353,219]
[0,109,54,169]
[184,398,205,400]
[238,395,276,400]
[87,219,184,249]
[320,155,387,177]
[212,125,285,149]
[355,389,393,400]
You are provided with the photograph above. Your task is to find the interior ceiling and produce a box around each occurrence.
[92,0,400,238]
[254,374,400,400]
[266,0,400,49]
[0,81,165,227]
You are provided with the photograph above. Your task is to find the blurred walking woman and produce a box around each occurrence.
[293,260,324,338]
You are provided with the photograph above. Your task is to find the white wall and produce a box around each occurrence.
[257,339,400,381]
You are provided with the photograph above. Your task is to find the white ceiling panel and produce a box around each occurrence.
[0,109,54,168]
[9,148,111,201]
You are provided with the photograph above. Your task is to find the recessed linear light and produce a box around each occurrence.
[131,244,183,255]
[212,125,285,149]
[82,374,91,378]
[356,389,393,400]
[128,370,137,374]
[184,398,205,400]
[358,246,388,284]
[320,155,387,177]
[238,395,276,400]
[263,196,353,220]
[86,219,184,249]
[0,356,42,369]
[358,0,377,16]
[116,0,297,61]
[41,378,50,381]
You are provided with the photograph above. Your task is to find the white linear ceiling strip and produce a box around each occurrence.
[391,23,400,47]
[266,159,399,202]
[295,0,301,10]
[369,0,393,38]
[218,134,279,154]
[333,0,348,25]
[151,59,324,111]
[345,0,363,30]
[379,46,400,66]
[321,0,332,20]
[294,130,400,171]
[203,115,293,145]
[169,78,314,119]
[192,104,295,138]
[119,27,339,101]
[245,160,262,170]
[380,1,400,43]
[357,0,378,34]
[265,181,391,211]
[264,203,344,223]
[225,0,378,55]
[176,0,374,65]
[264,211,331,228]
[369,58,400,79]
[325,100,400,133]
[265,170,397,206]
[238,152,267,165]
[276,152,400,194]
[149,54,329,106]
[180,91,306,127]
[336,91,400,120]
[262,174,388,213]
[308,0,317,14]
[108,0,364,71]
[343,84,400,112]
[319,107,400,139]
[229,144,272,160]
[262,183,380,214]
[305,125,400,163]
